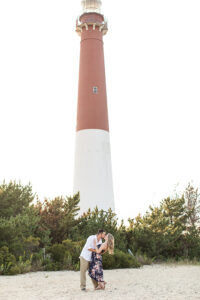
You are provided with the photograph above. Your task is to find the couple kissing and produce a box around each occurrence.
[80,229,114,291]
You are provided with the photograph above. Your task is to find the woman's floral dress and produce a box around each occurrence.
[88,244,104,283]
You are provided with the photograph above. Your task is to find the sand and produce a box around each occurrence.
[0,264,200,300]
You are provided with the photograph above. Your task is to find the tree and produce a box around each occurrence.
[127,196,188,258]
[185,183,200,227]
[0,181,35,218]
[36,193,80,244]
[76,207,127,251]
[0,206,44,257]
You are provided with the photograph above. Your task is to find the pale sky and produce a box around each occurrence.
[0,0,200,221]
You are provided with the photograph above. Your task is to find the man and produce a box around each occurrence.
[80,229,106,291]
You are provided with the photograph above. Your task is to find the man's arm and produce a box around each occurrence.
[87,237,96,252]
[88,248,96,252]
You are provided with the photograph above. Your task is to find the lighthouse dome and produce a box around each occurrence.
[81,0,102,13]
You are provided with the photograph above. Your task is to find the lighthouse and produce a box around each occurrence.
[74,0,115,214]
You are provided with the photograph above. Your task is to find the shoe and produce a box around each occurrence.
[81,288,86,291]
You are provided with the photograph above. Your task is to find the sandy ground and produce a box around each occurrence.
[0,265,200,300]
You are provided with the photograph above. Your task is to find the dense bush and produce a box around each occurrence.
[0,246,33,275]
[0,246,16,275]
[0,180,200,275]
[46,240,84,271]
[44,242,140,271]
[103,250,140,269]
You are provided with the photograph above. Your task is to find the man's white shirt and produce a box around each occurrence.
[80,235,102,262]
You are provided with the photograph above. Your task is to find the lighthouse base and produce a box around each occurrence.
[73,129,115,215]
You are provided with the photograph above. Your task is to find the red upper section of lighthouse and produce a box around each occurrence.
[80,12,104,23]
[76,12,109,132]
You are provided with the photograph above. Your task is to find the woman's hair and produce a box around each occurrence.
[107,233,114,255]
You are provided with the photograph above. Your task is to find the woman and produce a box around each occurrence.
[88,233,114,290]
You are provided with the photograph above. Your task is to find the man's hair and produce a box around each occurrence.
[97,229,105,235]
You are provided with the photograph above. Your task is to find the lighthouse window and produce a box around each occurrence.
[93,86,98,94]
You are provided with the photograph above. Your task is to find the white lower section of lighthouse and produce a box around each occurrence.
[73,129,115,215]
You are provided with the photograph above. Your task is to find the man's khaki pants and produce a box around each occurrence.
[80,256,98,289]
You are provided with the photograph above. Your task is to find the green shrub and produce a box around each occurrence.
[8,265,21,275]
[17,256,32,274]
[48,244,65,263]
[62,239,84,265]
[135,251,154,265]
[31,251,44,271]
[102,252,115,269]
[44,262,61,271]
[103,249,141,269]
[43,257,55,271]
[0,246,17,275]
[24,236,40,254]
[46,240,84,271]
[63,251,73,269]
